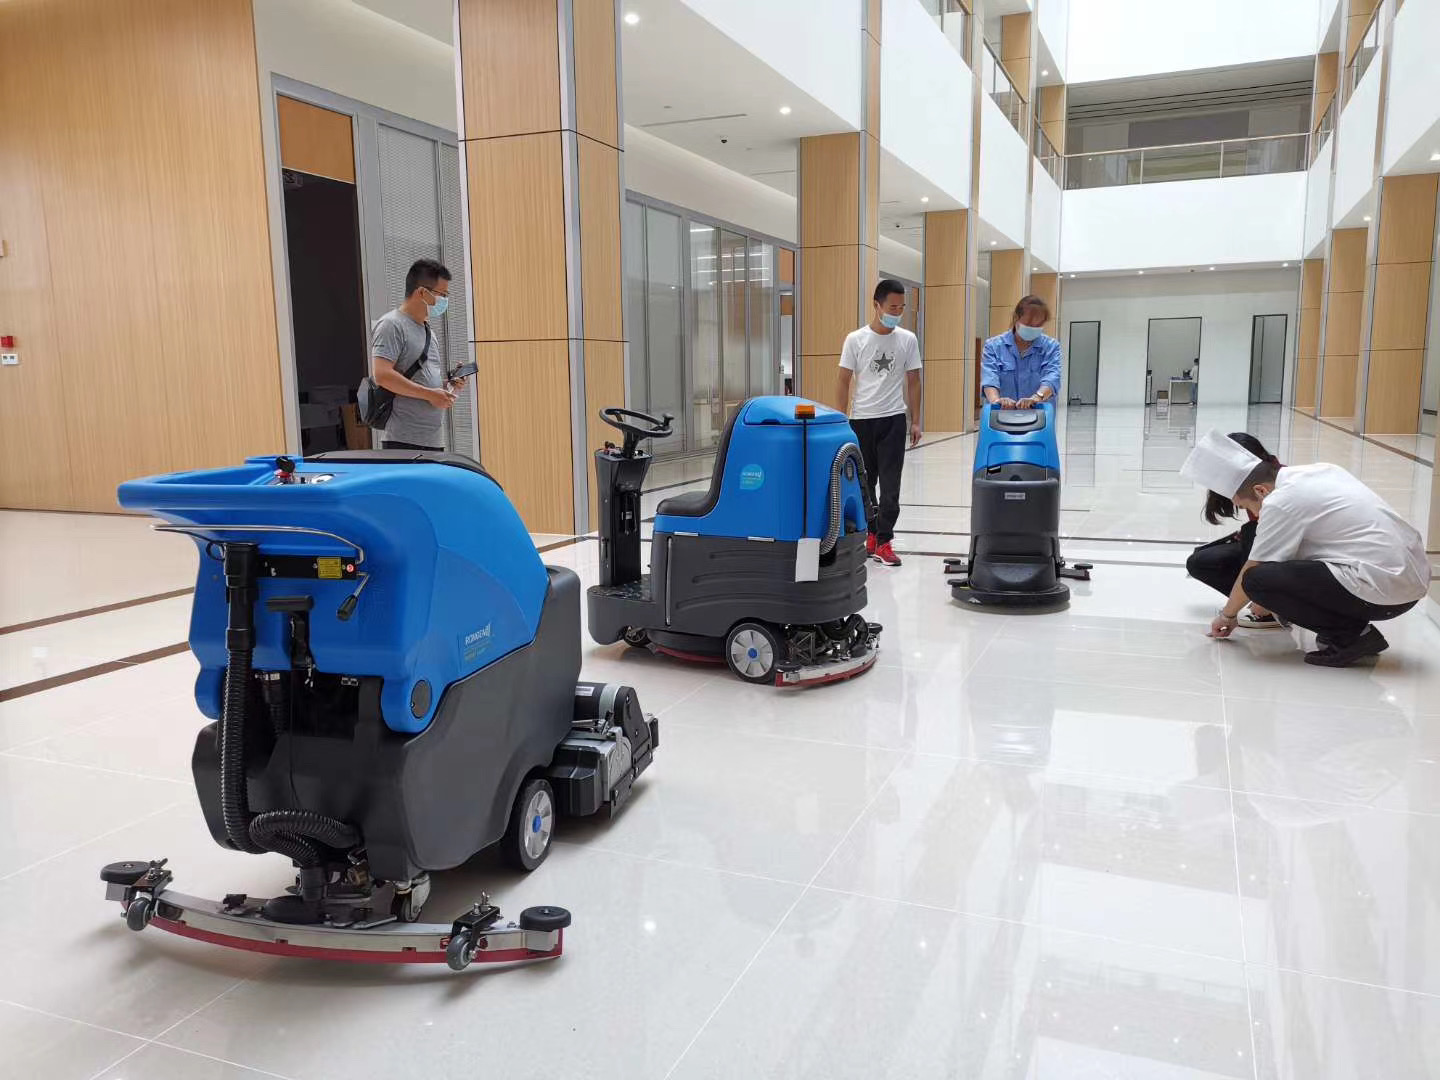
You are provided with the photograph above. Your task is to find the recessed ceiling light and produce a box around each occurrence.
[779,105,792,116]
[1208,266,1215,270]
[624,11,640,25]
[1041,69,1050,76]
[990,240,998,246]
[1281,262,1289,267]
[1032,266,1038,271]
[1431,151,1440,161]
[920,195,929,203]
[1069,273,1076,278]
[1137,270,1144,275]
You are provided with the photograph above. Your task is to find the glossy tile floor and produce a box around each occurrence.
[2,405,1439,1079]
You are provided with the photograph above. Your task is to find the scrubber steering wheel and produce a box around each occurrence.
[600,407,674,458]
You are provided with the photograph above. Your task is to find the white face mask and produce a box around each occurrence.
[1015,323,1042,342]
[426,294,449,319]
[879,313,902,329]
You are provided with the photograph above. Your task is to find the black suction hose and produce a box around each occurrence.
[220,542,359,867]
[822,443,872,554]
[221,544,265,853]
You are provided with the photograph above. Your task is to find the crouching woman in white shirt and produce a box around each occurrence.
[1208,458,1430,667]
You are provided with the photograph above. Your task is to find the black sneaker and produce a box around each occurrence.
[1304,626,1389,667]
[1237,611,1284,630]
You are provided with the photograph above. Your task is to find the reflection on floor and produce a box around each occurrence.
[1,405,1438,1079]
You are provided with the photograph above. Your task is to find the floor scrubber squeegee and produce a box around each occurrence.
[103,450,658,971]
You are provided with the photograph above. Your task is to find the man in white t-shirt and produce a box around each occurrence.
[1206,457,1429,666]
[836,279,923,567]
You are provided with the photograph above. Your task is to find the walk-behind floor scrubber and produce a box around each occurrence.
[587,397,883,686]
[945,404,1092,607]
[102,451,657,972]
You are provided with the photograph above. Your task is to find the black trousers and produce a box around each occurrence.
[382,440,444,452]
[1187,520,1257,597]
[851,413,907,543]
[1243,560,1417,647]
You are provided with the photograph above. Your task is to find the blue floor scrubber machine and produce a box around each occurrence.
[587,397,883,686]
[945,404,1092,606]
[100,450,657,972]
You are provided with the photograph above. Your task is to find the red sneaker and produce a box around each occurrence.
[866,532,877,556]
[875,542,902,566]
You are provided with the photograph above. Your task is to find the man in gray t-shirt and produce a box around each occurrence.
[371,258,462,451]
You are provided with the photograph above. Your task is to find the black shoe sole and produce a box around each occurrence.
[1304,629,1389,667]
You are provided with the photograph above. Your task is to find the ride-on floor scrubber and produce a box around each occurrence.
[587,397,882,686]
[945,404,1092,606]
[102,451,657,971]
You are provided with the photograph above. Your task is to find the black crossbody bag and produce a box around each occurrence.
[357,323,432,429]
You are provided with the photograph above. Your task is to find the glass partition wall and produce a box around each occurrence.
[624,195,793,455]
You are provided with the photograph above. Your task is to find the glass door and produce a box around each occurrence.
[689,223,721,450]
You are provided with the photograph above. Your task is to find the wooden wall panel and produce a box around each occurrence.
[1365,350,1425,432]
[1031,272,1059,334]
[475,341,573,531]
[277,96,355,184]
[458,0,560,141]
[923,359,965,432]
[1000,13,1032,100]
[1377,174,1439,264]
[1039,85,1067,153]
[799,136,861,250]
[1296,257,1323,411]
[0,0,282,512]
[1370,263,1433,350]
[1329,230,1368,292]
[573,0,619,148]
[1321,355,1358,419]
[800,246,861,359]
[1301,258,1325,310]
[583,339,625,525]
[465,135,568,342]
[924,211,966,287]
[925,286,967,359]
[578,139,623,341]
[802,355,842,410]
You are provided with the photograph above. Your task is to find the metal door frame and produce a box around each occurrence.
[1248,312,1288,405]
[1067,319,1101,405]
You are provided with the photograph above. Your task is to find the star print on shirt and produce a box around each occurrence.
[870,350,895,374]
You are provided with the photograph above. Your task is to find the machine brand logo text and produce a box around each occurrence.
[739,464,765,491]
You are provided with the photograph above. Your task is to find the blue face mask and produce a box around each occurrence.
[879,313,902,329]
[1015,323,1042,342]
[426,294,449,319]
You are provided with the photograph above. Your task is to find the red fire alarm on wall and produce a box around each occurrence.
[0,336,13,348]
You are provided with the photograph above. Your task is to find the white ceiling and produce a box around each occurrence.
[352,0,452,43]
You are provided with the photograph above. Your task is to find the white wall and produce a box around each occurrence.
[979,95,1030,247]
[1066,0,1319,84]
[680,0,863,130]
[1332,59,1381,226]
[881,0,973,204]
[879,237,924,282]
[1061,173,1305,273]
[1062,269,1301,406]
[1037,0,1070,81]
[1382,0,1440,175]
[252,0,456,132]
[624,126,797,242]
[1031,163,1061,269]
[1304,135,1332,257]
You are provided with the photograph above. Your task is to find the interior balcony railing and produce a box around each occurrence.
[1311,99,1334,166]
[1033,121,1062,185]
[980,42,1026,136]
[1345,3,1382,98]
[920,0,971,65]
[1063,132,1310,190]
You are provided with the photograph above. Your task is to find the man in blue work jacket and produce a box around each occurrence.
[981,295,1062,409]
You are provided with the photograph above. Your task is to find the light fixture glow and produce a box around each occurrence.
[1041,69,1050,76]
[624,11,640,24]
[920,195,929,203]
[1137,270,1144,275]
[990,240,998,246]
[1281,261,1289,267]
[1069,273,1076,278]
[1208,266,1215,270]
[779,105,792,115]
[1431,151,1440,161]
[1363,214,1372,221]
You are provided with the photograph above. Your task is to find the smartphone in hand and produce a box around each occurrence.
[449,361,478,380]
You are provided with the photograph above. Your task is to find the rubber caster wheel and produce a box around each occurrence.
[725,621,782,684]
[519,905,572,932]
[622,627,650,648]
[502,777,555,871]
[125,897,154,932]
[391,874,430,923]
[446,930,474,972]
